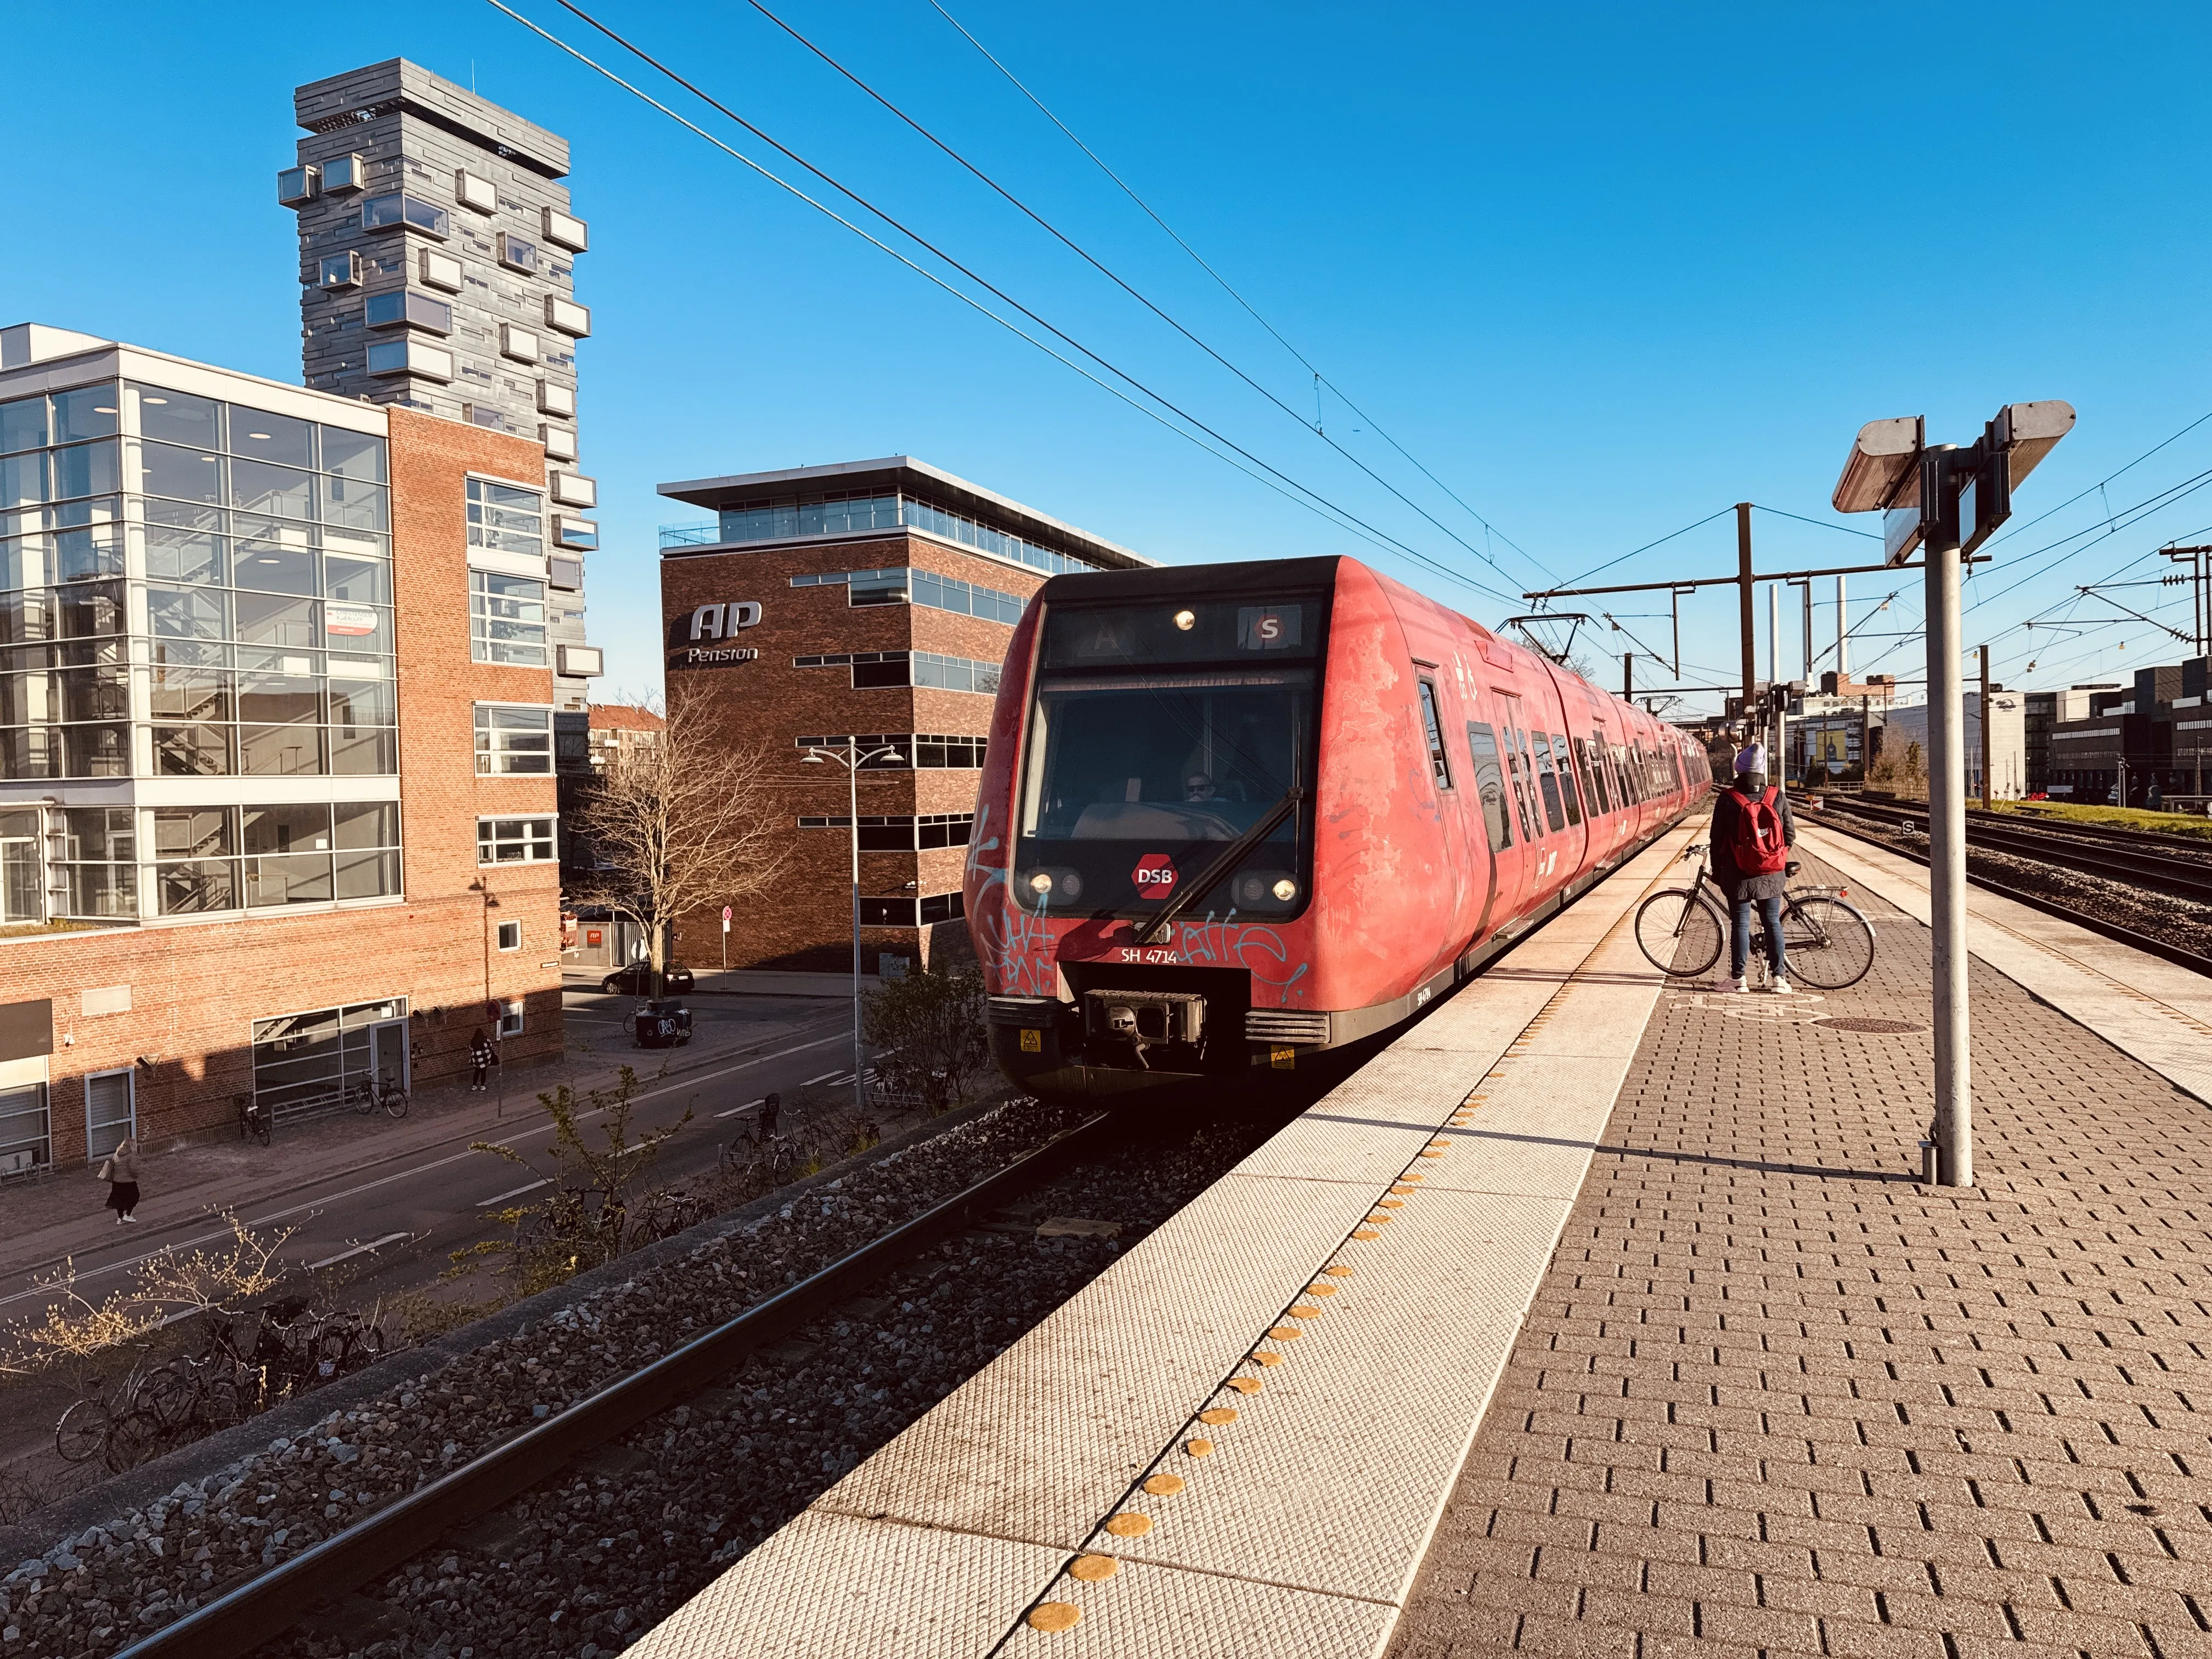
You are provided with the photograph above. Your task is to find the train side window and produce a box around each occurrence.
[1549,732,1582,825]
[1416,680,1453,788]
[1530,733,1567,832]
[1503,726,1541,838]
[1463,723,1512,849]
[1579,736,1612,815]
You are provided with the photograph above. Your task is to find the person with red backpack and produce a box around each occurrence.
[1710,741,1796,993]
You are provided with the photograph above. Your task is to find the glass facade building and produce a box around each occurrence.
[0,373,401,923]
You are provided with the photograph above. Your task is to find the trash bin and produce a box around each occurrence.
[634,1000,694,1048]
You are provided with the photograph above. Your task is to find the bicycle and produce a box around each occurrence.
[235,1092,270,1146]
[349,1074,410,1120]
[1634,845,1876,990]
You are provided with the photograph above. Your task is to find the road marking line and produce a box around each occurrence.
[478,1179,549,1206]
[0,1030,851,1308]
[802,1070,843,1086]
[714,1097,769,1120]
[307,1231,410,1271]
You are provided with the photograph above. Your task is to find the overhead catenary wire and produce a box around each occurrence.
[489,0,1521,605]
[729,0,1544,595]
[919,0,1551,585]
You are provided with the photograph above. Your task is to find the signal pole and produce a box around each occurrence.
[2164,544,2211,654]
[1978,645,1993,809]
[1736,503,1756,737]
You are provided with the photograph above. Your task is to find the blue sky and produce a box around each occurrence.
[6,1,2212,708]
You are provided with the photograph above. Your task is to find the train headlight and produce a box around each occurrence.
[1272,878,1297,902]
[1028,871,1053,894]
[1172,608,1196,631]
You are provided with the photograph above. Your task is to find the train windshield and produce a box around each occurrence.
[1015,596,1323,919]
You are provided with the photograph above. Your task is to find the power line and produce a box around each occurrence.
[1978,404,2212,554]
[919,0,1551,584]
[483,0,1502,594]
[736,0,1543,594]
[1550,507,1735,593]
[496,0,1523,605]
[1750,503,1881,540]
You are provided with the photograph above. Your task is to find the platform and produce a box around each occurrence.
[1387,836,2212,1659]
[628,820,1705,1658]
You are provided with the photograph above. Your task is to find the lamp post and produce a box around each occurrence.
[802,737,904,1117]
[1831,401,2074,1188]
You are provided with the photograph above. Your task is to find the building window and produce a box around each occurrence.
[478,816,557,864]
[545,296,591,337]
[794,566,1026,625]
[497,920,521,951]
[84,1069,134,1163]
[536,380,575,418]
[791,732,987,770]
[360,193,451,239]
[790,651,1001,695]
[276,165,319,206]
[58,806,136,919]
[859,891,966,927]
[364,340,453,381]
[420,247,464,291]
[471,571,549,667]
[251,996,409,1122]
[542,206,589,251]
[0,1083,49,1176]
[691,489,1104,576]
[322,154,368,193]
[476,703,554,774]
[319,252,362,290]
[364,291,454,334]
[499,998,524,1037]
[455,170,498,213]
[467,477,544,558]
[498,233,541,274]
[797,812,974,850]
[499,324,541,364]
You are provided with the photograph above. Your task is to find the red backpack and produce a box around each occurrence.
[1730,786,1788,874]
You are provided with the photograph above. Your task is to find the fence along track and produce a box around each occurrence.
[115,1111,1115,1659]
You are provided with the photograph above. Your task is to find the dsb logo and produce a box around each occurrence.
[1131,854,1177,894]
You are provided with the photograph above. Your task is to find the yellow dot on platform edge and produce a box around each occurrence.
[1200,1407,1238,1424]
[1289,1303,1323,1318]
[1070,1555,1118,1582]
[1267,1325,1303,1340]
[1251,1351,1283,1367]
[1353,1227,1381,1238]
[1028,1602,1081,1632]
[1324,1263,1355,1274]
[1228,1376,1263,1392]
[1307,1283,1338,1296]
[1185,1438,1214,1457]
[1105,1512,1152,1537]
[1418,1150,1446,1159]
[1144,1472,1186,1496]
[1400,1172,1425,1182]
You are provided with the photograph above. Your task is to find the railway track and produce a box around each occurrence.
[1821,795,2212,906]
[1802,799,2212,978]
[113,1110,1120,1659]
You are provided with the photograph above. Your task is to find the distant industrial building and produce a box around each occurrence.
[1878,690,2028,800]
[2042,658,2210,804]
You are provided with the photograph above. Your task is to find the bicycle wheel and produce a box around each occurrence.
[104,1409,161,1473]
[55,1398,110,1464]
[1633,888,1724,978]
[137,1364,197,1431]
[351,1082,374,1116]
[1780,896,1876,990]
[382,1087,409,1120]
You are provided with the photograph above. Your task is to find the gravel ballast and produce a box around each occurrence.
[1,1093,1282,1658]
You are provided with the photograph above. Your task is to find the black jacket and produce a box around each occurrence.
[1710,782,1796,899]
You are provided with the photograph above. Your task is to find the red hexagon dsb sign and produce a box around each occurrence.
[1132,853,1177,896]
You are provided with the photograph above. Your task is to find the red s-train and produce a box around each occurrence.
[963,555,1708,1097]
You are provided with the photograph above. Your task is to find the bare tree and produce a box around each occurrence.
[568,689,791,990]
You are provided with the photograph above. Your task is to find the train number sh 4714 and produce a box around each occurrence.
[966,555,1708,1102]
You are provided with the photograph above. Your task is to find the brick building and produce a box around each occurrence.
[654,458,1147,974]
[0,322,562,1170]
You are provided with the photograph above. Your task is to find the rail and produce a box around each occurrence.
[116,1110,1116,1659]
[1800,802,2212,979]
[1822,796,2212,906]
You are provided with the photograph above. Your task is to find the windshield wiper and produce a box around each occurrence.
[1132,786,1306,946]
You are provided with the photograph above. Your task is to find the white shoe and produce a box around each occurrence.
[115,1216,125,1226]
[1724,978,1750,994]
[1770,978,1793,995]
[122,1213,138,1223]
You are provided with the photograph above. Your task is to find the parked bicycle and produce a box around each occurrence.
[349,1074,410,1120]
[1634,845,1876,989]
[234,1092,270,1146]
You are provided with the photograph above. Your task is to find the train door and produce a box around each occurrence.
[1413,673,1474,952]
[1468,689,1534,935]
[1496,693,1565,893]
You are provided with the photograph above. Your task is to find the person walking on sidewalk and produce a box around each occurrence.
[99,1137,143,1224]
[470,1030,499,1093]
[1711,741,1796,995]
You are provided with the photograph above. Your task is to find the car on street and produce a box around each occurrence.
[600,962,696,995]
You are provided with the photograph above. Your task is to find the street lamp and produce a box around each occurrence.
[802,737,904,1117]
[1831,400,2073,1189]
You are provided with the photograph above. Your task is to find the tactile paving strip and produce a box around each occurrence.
[628,823,1701,1659]
[624,1509,1065,1659]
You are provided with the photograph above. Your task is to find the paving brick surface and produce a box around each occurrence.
[1389,850,2212,1659]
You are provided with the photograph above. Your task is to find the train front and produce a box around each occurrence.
[966,560,1337,1099]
